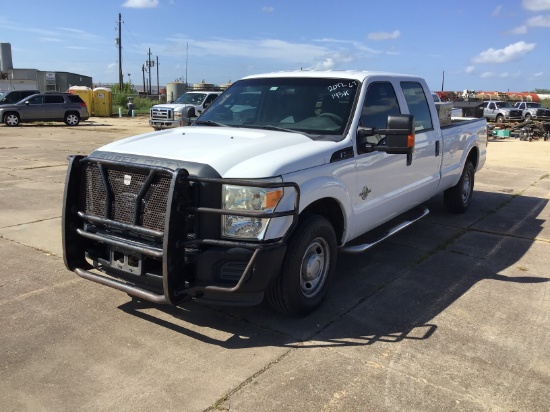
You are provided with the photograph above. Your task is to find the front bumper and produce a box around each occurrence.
[63,155,299,306]
[149,119,183,129]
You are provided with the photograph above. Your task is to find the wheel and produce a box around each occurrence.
[318,112,343,124]
[64,112,80,126]
[4,112,20,127]
[496,115,504,124]
[267,214,337,316]
[444,160,475,213]
[524,113,531,122]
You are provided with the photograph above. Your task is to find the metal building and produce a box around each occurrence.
[36,71,93,92]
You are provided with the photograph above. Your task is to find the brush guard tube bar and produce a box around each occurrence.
[63,155,300,305]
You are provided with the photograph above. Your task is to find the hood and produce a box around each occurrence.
[94,126,342,178]
[152,103,194,109]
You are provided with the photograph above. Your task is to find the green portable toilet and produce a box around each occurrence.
[68,86,93,114]
[93,87,113,117]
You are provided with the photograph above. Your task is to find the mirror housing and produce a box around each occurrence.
[357,114,415,155]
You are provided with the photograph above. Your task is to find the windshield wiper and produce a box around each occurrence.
[253,125,304,134]
[195,120,228,127]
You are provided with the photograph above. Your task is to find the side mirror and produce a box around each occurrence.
[357,114,415,155]
[25,101,30,106]
[384,115,415,155]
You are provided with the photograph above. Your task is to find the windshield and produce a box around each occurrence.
[495,102,513,108]
[174,92,207,105]
[195,77,360,139]
[0,92,5,100]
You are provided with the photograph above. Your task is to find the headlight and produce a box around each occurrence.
[174,111,182,119]
[222,184,283,239]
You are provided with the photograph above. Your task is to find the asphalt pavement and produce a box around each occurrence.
[1,119,549,412]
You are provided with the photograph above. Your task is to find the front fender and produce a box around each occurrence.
[266,167,354,243]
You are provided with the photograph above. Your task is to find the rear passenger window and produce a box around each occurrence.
[68,95,84,103]
[401,82,433,131]
[45,95,64,104]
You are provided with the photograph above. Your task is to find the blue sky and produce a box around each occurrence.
[1,0,549,92]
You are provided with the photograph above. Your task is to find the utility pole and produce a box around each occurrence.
[147,48,153,95]
[142,64,146,96]
[156,55,159,99]
[118,13,123,90]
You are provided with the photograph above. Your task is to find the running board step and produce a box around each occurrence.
[340,206,429,254]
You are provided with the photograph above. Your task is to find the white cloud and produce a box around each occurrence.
[533,71,544,76]
[311,51,355,70]
[526,14,550,26]
[510,25,528,34]
[492,5,503,16]
[165,37,330,65]
[480,72,496,78]
[262,6,274,13]
[523,0,550,11]
[465,66,475,74]
[367,30,400,41]
[472,41,536,64]
[122,0,159,8]
[39,37,62,42]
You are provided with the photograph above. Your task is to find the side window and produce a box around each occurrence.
[488,102,495,110]
[67,95,83,103]
[360,81,400,130]
[204,94,217,106]
[28,96,44,105]
[401,82,433,131]
[45,95,64,104]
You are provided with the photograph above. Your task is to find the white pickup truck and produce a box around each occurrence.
[63,70,487,316]
[149,91,220,130]
[513,101,550,121]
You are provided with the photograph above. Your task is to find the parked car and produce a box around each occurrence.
[482,101,522,123]
[0,92,89,126]
[149,91,220,130]
[513,101,550,121]
[63,70,487,316]
[0,90,40,105]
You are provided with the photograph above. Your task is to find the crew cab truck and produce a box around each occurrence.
[149,91,220,130]
[63,71,487,316]
[513,101,550,121]
[482,100,522,123]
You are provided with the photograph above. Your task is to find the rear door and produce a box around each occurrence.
[44,94,66,120]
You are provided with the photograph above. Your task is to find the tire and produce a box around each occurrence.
[496,115,504,124]
[444,160,475,213]
[267,214,337,316]
[64,112,80,126]
[4,112,20,127]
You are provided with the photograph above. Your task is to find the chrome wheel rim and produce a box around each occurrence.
[6,115,18,126]
[66,114,79,125]
[462,171,472,204]
[300,237,330,298]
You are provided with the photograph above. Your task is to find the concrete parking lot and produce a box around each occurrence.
[1,117,549,412]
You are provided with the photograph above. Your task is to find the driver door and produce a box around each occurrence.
[19,95,45,121]
[350,79,440,239]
